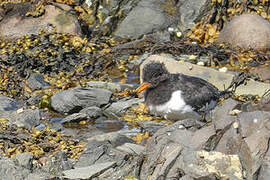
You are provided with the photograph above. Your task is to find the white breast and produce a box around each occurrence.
[148,90,201,120]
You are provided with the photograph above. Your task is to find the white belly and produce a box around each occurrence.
[148,90,201,121]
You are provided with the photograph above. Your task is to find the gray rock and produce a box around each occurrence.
[140,120,217,179]
[14,153,33,170]
[238,111,270,137]
[42,151,73,175]
[0,109,41,129]
[63,162,116,180]
[214,111,270,179]
[61,125,104,141]
[126,53,150,70]
[60,113,88,124]
[105,98,143,115]
[136,120,166,136]
[87,81,136,92]
[79,106,103,119]
[0,94,20,111]
[0,158,31,180]
[26,73,50,91]
[239,119,270,179]
[179,150,243,180]
[114,0,171,39]
[178,0,209,32]
[212,98,239,130]
[26,94,43,106]
[217,14,270,50]
[211,110,270,180]
[116,143,145,155]
[258,148,270,180]
[87,132,135,147]
[141,55,270,96]
[214,125,241,155]
[75,140,128,168]
[25,173,50,180]
[51,87,112,114]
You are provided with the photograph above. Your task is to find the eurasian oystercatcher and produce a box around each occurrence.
[136,62,222,120]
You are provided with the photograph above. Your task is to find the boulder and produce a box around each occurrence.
[217,14,270,50]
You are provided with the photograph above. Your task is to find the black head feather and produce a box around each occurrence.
[142,62,169,83]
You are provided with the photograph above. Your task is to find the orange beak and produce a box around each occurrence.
[136,82,151,93]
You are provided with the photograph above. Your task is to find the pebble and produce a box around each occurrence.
[197,61,205,66]
[219,67,228,73]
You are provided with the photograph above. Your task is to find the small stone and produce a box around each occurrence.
[233,122,239,129]
[219,67,228,72]
[17,108,24,114]
[197,61,205,66]
[168,27,175,32]
[229,109,242,115]
[189,55,197,60]
[176,31,182,38]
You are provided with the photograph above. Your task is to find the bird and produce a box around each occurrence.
[136,61,221,121]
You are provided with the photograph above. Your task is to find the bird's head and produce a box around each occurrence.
[136,62,169,93]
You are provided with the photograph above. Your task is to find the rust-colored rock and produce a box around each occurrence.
[217,14,270,50]
[0,3,82,40]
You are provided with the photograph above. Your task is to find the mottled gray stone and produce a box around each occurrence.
[63,162,116,179]
[105,98,143,115]
[212,98,239,130]
[238,111,270,137]
[114,0,170,39]
[79,106,103,119]
[75,140,128,168]
[240,125,270,179]
[60,113,88,124]
[51,87,112,114]
[26,73,50,91]
[0,94,20,111]
[116,143,145,155]
[87,81,136,92]
[42,151,73,175]
[14,153,33,170]
[136,120,166,136]
[0,158,31,180]
[178,0,209,32]
[258,146,270,180]
[87,132,135,147]
[0,109,41,129]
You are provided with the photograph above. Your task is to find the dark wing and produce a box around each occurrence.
[172,74,220,111]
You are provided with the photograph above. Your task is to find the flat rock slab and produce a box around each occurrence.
[63,162,116,179]
[105,98,143,115]
[140,55,270,96]
[87,81,136,92]
[116,143,145,155]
